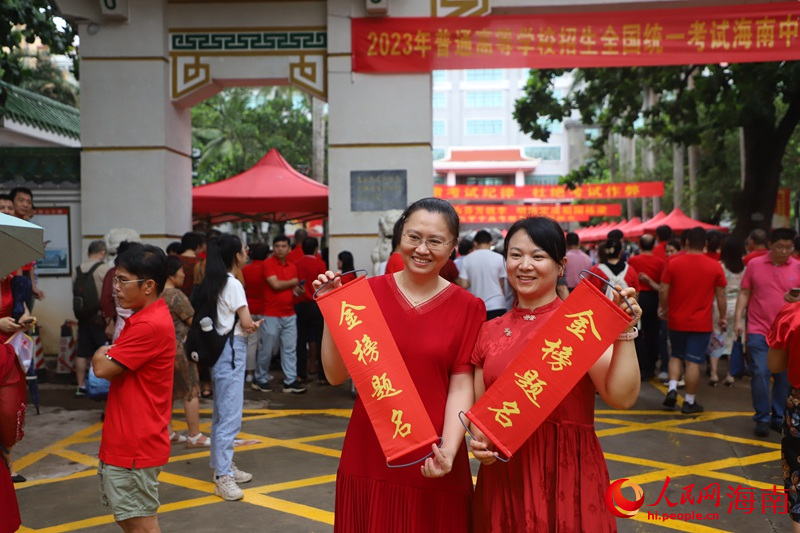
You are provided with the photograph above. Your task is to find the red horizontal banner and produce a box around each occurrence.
[461,214,589,224]
[465,279,631,459]
[315,276,439,465]
[454,203,621,219]
[353,2,800,72]
[434,182,663,201]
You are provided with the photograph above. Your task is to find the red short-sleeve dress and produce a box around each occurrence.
[471,298,617,533]
[334,274,486,533]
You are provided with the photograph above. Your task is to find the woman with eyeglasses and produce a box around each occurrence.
[314,197,486,532]
[469,217,640,533]
[195,234,262,501]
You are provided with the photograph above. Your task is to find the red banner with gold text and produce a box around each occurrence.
[453,203,621,222]
[353,3,800,72]
[434,182,663,201]
[465,279,631,459]
[316,276,439,464]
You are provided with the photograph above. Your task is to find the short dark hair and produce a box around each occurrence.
[566,232,580,247]
[166,254,185,277]
[302,237,318,255]
[770,228,797,244]
[656,225,672,241]
[399,197,459,242]
[666,238,681,252]
[338,251,355,272]
[685,227,707,250]
[88,240,106,256]
[9,187,33,202]
[181,231,205,251]
[0,193,11,202]
[503,217,566,263]
[706,230,723,253]
[474,230,492,245]
[273,234,290,245]
[166,241,184,255]
[294,228,308,245]
[116,244,168,294]
[749,228,767,246]
[457,238,473,256]
[607,229,624,241]
[639,234,655,251]
[249,243,270,261]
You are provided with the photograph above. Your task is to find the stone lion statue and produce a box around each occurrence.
[371,210,403,276]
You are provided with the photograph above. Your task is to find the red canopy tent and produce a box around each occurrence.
[629,208,726,236]
[192,148,328,224]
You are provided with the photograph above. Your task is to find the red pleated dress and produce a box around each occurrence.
[334,275,486,533]
[471,299,617,533]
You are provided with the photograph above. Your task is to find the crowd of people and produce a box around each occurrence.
[3,193,800,532]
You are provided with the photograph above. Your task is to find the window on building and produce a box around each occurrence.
[433,120,446,137]
[465,91,503,108]
[525,174,561,185]
[524,146,562,161]
[432,148,446,161]
[432,92,445,109]
[466,119,503,135]
[434,175,446,185]
[465,69,504,81]
[432,71,447,83]
[464,176,507,185]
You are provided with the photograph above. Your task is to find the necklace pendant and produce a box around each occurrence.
[523,315,536,321]
[504,328,512,337]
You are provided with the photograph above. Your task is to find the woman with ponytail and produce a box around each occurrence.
[587,238,640,299]
[198,234,262,501]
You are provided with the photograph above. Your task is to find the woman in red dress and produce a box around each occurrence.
[469,217,641,532]
[315,198,485,532]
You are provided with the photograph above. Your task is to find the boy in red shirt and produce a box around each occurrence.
[660,227,727,414]
[293,237,327,382]
[92,245,174,532]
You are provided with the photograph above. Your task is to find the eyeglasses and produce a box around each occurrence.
[402,232,454,251]
[113,276,146,286]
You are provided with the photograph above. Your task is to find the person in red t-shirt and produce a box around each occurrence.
[587,239,639,297]
[92,244,175,531]
[242,244,270,384]
[294,238,328,383]
[253,236,306,393]
[628,234,667,380]
[767,301,800,528]
[660,227,727,415]
[652,225,673,260]
[743,228,769,266]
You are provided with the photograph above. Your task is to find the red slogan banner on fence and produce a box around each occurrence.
[465,279,631,459]
[315,277,439,464]
[454,203,621,220]
[352,2,800,72]
[434,182,663,202]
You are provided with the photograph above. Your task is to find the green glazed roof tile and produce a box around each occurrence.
[0,81,80,141]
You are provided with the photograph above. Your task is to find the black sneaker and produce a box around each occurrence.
[754,422,770,437]
[283,380,307,394]
[770,420,783,433]
[74,387,87,398]
[663,389,678,408]
[681,401,704,414]
[251,381,273,392]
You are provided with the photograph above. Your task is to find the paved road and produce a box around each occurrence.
[10,371,790,533]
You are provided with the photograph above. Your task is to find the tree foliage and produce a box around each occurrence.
[1,1,76,94]
[191,87,313,185]
[514,63,800,240]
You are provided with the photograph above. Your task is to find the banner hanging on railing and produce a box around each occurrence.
[434,182,664,202]
[353,2,800,72]
[315,276,439,465]
[465,279,631,459]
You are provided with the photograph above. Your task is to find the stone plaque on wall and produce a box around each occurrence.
[350,170,407,212]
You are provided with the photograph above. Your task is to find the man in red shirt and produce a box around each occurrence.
[242,244,270,384]
[253,235,306,393]
[92,245,174,532]
[628,234,666,380]
[743,228,769,265]
[735,228,800,437]
[286,228,308,264]
[294,238,327,383]
[660,227,727,414]
[652,225,673,260]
